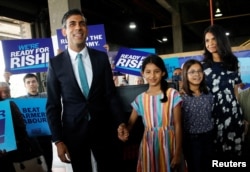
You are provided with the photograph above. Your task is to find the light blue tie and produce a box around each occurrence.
[77,53,89,97]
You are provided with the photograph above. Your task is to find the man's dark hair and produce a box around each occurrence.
[174,67,181,71]
[61,8,86,28]
[23,73,38,82]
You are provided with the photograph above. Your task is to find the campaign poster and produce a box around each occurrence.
[133,48,156,54]
[2,38,54,74]
[164,54,203,79]
[56,24,107,52]
[108,51,122,76]
[114,47,152,76]
[161,50,250,83]
[13,98,51,137]
[235,50,250,86]
[0,100,17,152]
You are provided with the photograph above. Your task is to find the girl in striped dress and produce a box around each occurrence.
[119,55,183,172]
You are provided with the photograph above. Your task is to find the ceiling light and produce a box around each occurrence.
[214,8,223,17]
[214,1,223,18]
[157,39,162,43]
[162,37,168,42]
[129,22,136,29]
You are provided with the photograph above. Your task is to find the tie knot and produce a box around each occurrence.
[76,53,82,60]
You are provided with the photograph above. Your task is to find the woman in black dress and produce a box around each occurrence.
[202,25,245,161]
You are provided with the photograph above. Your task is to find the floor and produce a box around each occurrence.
[51,141,139,172]
[51,144,99,172]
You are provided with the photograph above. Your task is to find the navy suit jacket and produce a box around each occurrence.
[46,47,125,145]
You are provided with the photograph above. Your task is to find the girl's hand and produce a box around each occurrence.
[170,153,181,170]
[117,123,129,142]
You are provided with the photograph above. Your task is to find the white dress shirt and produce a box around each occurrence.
[68,47,93,93]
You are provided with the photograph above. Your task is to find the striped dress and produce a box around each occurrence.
[131,88,182,172]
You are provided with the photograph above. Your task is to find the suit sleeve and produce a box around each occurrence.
[102,52,127,127]
[46,58,63,142]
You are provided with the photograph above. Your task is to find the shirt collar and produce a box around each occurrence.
[68,47,88,60]
[28,93,39,97]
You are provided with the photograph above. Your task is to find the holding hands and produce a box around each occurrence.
[117,123,129,142]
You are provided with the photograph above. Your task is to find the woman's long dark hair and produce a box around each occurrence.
[141,54,169,102]
[182,59,209,96]
[202,24,239,71]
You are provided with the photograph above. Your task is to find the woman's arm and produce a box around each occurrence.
[234,83,244,100]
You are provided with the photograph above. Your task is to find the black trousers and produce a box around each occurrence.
[183,130,213,172]
[36,135,53,172]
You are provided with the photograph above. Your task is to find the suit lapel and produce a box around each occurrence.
[87,48,96,95]
[63,51,85,96]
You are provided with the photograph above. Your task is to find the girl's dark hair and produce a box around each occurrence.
[141,54,169,102]
[202,24,239,71]
[61,8,87,28]
[182,59,209,96]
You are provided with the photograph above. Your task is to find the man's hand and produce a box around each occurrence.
[56,142,71,163]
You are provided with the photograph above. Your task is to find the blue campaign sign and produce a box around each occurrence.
[162,57,181,80]
[164,54,203,79]
[114,47,153,76]
[0,100,17,152]
[178,55,203,67]
[235,50,250,86]
[56,29,67,51]
[13,98,51,137]
[56,24,107,52]
[2,38,54,74]
[161,49,250,84]
[132,48,156,54]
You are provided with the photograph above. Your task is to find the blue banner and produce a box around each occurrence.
[13,98,51,137]
[0,100,17,152]
[2,38,54,74]
[162,57,180,79]
[132,48,156,54]
[161,50,250,84]
[234,50,250,85]
[56,24,107,52]
[114,47,153,76]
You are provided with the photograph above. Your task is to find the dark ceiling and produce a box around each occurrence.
[0,0,250,54]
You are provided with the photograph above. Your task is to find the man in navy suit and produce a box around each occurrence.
[46,9,127,172]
